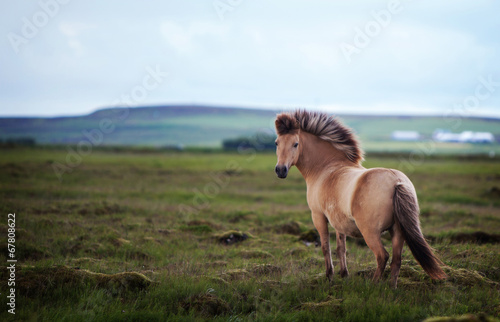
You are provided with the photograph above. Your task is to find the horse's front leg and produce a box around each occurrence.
[336,232,349,278]
[312,211,334,281]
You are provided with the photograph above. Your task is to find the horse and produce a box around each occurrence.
[274,110,447,288]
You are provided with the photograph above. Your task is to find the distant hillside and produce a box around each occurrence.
[0,106,277,147]
[1,105,499,153]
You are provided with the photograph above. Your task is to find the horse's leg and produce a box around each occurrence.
[389,224,404,288]
[360,229,389,282]
[312,211,334,281]
[336,232,349,278]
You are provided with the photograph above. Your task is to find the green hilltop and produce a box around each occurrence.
[1,105,499,153]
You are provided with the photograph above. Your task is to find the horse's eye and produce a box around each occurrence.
[293,143,299,148]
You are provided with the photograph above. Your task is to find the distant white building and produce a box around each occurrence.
[391,131,421,141]
[433,130,495,143]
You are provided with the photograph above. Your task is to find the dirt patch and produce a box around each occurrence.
[0,265,153,297]
[180,293,231,317]
[214,230,250,245]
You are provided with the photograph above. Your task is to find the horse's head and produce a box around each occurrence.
[274,113,300,179]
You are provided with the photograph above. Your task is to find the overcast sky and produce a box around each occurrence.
[1,0,499,117]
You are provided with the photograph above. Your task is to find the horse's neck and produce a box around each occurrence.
[296,132,358,182]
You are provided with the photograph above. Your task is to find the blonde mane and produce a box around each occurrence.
[275,110,364,164]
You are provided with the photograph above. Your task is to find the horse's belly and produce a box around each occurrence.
[327,213,362,238]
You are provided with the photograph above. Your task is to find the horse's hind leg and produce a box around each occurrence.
[389,223,404,288]
[360,229,389,282]
[336,232,349,278]
[312,211,334,281]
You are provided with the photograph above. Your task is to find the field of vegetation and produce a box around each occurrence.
[1,147,499,321]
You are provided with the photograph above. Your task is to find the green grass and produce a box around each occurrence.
[0,147,499,321]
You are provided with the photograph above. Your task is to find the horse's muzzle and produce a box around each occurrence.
[275,165,288,179]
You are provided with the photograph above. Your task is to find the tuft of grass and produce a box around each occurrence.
[0,265,152,298]
[423,314,499,322]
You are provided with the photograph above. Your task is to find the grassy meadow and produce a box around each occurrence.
[1,147,499,321]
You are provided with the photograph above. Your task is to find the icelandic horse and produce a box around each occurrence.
[274,110,446,288]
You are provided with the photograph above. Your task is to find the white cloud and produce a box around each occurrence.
[160,21,228,54]
[58,22,96,56]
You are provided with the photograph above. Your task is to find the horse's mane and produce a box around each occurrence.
[275,110,364,164]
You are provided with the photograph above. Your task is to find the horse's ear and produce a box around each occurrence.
[275,113,299,135]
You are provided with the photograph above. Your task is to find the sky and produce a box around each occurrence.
[1,0,499,117]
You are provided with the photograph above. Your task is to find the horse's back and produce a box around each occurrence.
[311,166,415,235]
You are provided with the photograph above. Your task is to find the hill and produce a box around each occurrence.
[1,105,499,153]
[0,106,277,147]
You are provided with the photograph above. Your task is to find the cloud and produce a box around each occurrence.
[58,22,97,56]
[0,1,498,117]
[160,21,228,54]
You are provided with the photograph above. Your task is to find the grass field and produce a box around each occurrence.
[1,147,499,321]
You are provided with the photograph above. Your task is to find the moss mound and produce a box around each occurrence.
[275,221,304,235]
[219,269,251,281]
[299,229,320,246]
[424,313,498,322]
[300,296,343,311]
[112,237,132,247]
[0,265,153,297]
[444,267,499,287]
[214,230,250,245]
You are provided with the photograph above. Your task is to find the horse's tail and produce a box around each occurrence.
[393,183,447,280]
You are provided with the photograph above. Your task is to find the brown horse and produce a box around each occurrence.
[274,110,447,288]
